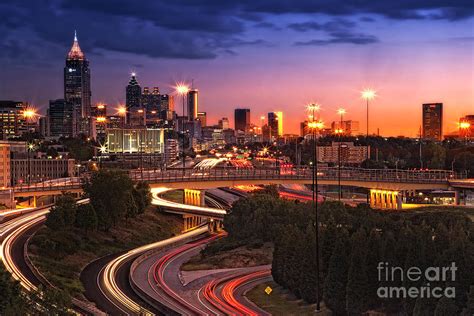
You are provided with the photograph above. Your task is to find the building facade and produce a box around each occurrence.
[234,108,250,132]
[47,99,74,138]
[268,111,283,138]
[187,89,198,121]
[317,142,369,165]
[197,112,207,127]
[106,128,165,153]
[64,32,91,136]
[0,142,11,188]
[422,103,443,141]
[11,158,75,185]
[0,101,28,139]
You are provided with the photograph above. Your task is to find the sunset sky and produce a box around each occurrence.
[0,0,473,136]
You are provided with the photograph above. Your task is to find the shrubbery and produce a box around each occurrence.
[222,192,474,315]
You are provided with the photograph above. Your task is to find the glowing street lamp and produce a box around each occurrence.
[306,103,323,313]
[361,88,376,159]
[337,108,346,201]
[459,121,471,142]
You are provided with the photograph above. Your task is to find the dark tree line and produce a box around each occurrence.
[223,192,474,315]
[46,170,152,233]
[0,265,73,315]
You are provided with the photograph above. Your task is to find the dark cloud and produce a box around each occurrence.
[360,16,376,22]
[0,0,471,63]
[295,32,379,46]
[288,19,356,32]
[289,19,377,46]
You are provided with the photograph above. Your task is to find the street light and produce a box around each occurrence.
[176,83,190,174]
[458,121,471,143]
[22,108,37,140]
[117,105,127,167]
[27,143,35,185]
[361,88,376,159]
[306,103,323,312]
[337,108,346,201]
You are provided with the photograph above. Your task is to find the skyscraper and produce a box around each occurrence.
[422,103,443,141]
[197,112,207,127]
[48,99,74,138]
[0,101,28,139]
[64,31,91,136]
[234,108,250,132]
[187,89,198,121]
[268,111,283,138]
[126,74,142,109]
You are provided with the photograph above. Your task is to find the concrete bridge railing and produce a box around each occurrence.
[12,167,466,194]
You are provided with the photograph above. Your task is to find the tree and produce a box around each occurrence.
[346,228,369,315]
[45,193,77,230]
[0,265,30,315]
[324,230,349,315]
[124,190,138,220]
[462,285,474,315]
[434,297,458,316]
[75,203,98,232]
[83,169,135,230]
[133,181,152,214]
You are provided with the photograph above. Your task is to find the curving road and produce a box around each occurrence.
[200,267,272,316]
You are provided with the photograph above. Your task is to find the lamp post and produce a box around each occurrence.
[27,143,34,185]
[307,103,322,312]
[337,108,346,201]
[118,106,127,168]
[361,89,376,160]
[176,83,190,174]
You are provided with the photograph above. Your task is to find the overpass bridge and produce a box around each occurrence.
[10,167,469,209]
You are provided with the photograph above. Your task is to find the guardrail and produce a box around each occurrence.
[12,167,466,193]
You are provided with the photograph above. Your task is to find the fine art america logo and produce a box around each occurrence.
[377,262,457,299]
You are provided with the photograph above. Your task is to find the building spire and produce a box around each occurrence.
[67,30,84,60]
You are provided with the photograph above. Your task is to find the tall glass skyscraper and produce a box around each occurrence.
[64,31,91,136]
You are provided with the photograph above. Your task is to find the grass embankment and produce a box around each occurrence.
[246,281,330,316]
[160,190,183,203]
[28,207,182,299]
[182,239,273,271]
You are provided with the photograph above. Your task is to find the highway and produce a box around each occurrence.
[151,187,227,219]
[88,225,210,315]
[200,266,272,316]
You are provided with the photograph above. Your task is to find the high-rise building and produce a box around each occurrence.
[141,86,161,126]
[0,101,28,139]
[331,120,359,135]
[459,115,474,139]
[0,141,11,188]
[197,112,207,127]
[268,111,283,138]
[218,117,230,130]
[126,74,142,109]
[422,103,443,141]
[64,31,91,135]
[47,99,74,138]
[91,103,107,118]
[187,89,198,121]
[234,108,250,132]
[317,142,369,165]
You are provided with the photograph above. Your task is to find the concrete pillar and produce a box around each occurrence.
[454,190,460,205]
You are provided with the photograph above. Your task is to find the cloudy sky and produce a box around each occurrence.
[0,0,473,136]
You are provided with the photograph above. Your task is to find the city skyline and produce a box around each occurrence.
[0,1,473,136]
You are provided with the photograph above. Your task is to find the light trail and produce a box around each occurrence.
[151,188,227,219]
[148,233,225,315]
[100,226,210,315]
[200,268,271,316]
